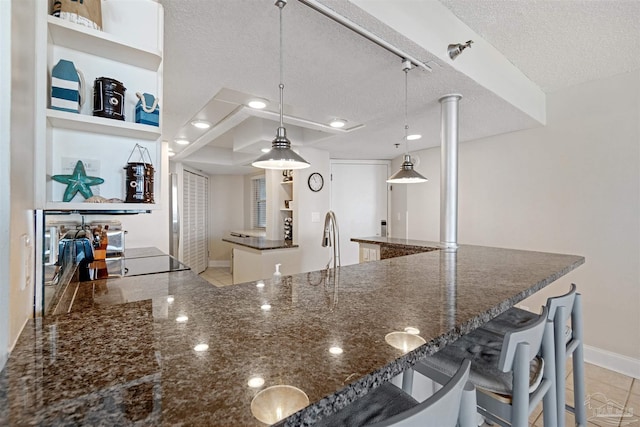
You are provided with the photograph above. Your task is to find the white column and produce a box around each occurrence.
[439,94,462,248]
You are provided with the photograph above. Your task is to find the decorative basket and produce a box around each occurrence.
[51,0,102,31]
[135,92,160,127]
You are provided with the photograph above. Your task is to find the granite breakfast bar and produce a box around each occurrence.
[351,236,441,261]
[223,235,300,284]
[0,245,584,426]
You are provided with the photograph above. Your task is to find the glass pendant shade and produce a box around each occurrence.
[252,127,310,170]
[387,154,428,183]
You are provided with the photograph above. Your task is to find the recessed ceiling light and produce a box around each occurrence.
[261,148,271,153]
[329,119,346,128]
[406,134,422,141]
[248,99,268,109]
[175,138,190,145]
[168,151,176,157]
[191,120,211,129]
[261,304,271,311]
[176,315,188,322]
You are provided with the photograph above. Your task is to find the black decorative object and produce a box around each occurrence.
[124,144,155,203]
[93,77,126,121]
[284,217,293,241]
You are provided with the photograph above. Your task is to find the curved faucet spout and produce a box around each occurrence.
[321,211,340,269]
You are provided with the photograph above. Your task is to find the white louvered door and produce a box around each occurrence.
[182,170,208,273]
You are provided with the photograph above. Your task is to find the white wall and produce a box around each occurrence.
[6,0,38,361]
[396,71,640,370]
[0,0,12,371]
[331,160,390,265]
[295,148,332,274]
[209,174,245,264]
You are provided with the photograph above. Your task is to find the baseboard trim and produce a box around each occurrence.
[1,316,30,371]
[584,345,640,379]
[208,260,230,268]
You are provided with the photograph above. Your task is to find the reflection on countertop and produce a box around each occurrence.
[0,245,584,426]
[229,229,267,238]
[45,248,189,316]
[223,235,299,250]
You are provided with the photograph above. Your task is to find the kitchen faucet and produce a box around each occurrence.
[321,211,340,269]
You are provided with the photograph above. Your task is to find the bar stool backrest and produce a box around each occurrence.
[369,360,472,427]
[498,306,548,373]
[546,283,576,323]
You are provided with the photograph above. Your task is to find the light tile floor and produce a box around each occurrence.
[200,267,233,287]
[516,359,638,427]
[197,269,640,427]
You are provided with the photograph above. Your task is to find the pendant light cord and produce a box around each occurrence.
[279,1,285,129]
[404,66,409,155]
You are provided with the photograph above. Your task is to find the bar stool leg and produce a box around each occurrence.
[512,342,530,427]
[458,381,478,427]
[554,306,567,427]
[543,319,558,427]
[572,294,587,426]
[402,368,414,394]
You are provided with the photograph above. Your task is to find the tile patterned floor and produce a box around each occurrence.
[199,267,233,287]
[523,359,638,427]
[198,268,639,426]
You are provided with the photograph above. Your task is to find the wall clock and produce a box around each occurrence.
[308,172,324,192]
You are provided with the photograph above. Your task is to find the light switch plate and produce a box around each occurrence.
[311,212,320,223]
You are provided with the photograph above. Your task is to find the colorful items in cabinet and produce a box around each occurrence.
[51,59,85,113]
[124,144,155,204]
[135,92,160,127]
[51,0,102,31]
[284,217,293,241]
[93,77,126,121]
[52,160,104,202]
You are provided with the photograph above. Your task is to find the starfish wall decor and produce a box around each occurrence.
[52,160,105,202]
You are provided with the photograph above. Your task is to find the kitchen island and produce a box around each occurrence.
[223,235,300,284]
[0,245,584,426]
[351,236,441,262]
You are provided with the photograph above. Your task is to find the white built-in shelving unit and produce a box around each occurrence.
[35,4,164,212]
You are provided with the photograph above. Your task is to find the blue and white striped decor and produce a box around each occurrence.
[51,59,81,113]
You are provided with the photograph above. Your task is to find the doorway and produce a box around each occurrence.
[180,169,209,273]
[330,161,389,266]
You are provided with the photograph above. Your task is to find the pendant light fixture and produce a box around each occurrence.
[387,60,428,184]
[252,0,310,170]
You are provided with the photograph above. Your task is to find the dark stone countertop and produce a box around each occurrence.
[223,235,299,250]
[0,245,584,426]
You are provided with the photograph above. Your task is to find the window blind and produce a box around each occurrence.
[252,176,266,229]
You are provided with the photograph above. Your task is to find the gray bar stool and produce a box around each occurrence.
[414,306,558,427]
[315,359,472,427]
[482,284,586,427]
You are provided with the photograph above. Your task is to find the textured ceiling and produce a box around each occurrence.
[160,0,640,175]
[439,0,640,93]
